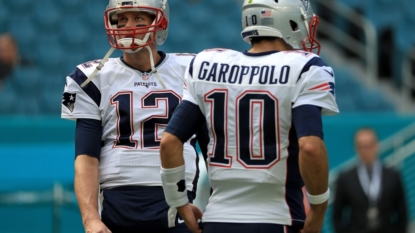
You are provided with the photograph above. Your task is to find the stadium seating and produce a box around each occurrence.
[10,67,42,95]
[89,35,113,61]
[32,1,62,33]
[165,20,196,51]
[39,88,65,114]
[0,6,7,33]
[4,0,33,14]
[6,16,37,57]
[82,1,107,29]
[331,68,395,113]
[401,154,415,223]
[365,0,401,33]
[402,0,415,22]
[0,80,18,114]
[355,89,395,112]
[59,17,89,50]
[0,0,405,115]
[36,36,65,68]
[392,2,415,87]
[56,0,84,14]
[336,0,370,13]
[334,69,362,94]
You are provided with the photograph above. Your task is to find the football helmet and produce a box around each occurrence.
[241,0,321,54]
[105,0,169,53]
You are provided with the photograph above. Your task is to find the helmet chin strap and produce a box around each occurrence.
[145,45,166,89]
[81,18,166,88]
[81,47,116,88]
[117,28,153,53]
[80,44,166,89]
[117,18,157,53]
[81,24,166,89]
[300,7,310,36]
[120,20,166,89]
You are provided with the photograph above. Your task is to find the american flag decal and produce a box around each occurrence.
[260,10,272,18]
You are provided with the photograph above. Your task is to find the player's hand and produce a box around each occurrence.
[177,203,203,233]
[84,218,112,233]
[300,202,327,233]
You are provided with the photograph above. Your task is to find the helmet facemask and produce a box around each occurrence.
[105,6,168,53]
[80,0,169,89]
[301,9,321,54]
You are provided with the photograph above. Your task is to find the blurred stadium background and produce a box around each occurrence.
[0,0,414,232]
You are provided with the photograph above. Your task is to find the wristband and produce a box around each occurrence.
[306,188,330,205]
[161,165,188,208]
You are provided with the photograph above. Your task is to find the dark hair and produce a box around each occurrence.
[250,37,280,45]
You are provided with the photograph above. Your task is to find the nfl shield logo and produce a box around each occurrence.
[142,72,149,80]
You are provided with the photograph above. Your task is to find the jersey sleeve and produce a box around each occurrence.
[182,57,198,105]
[292,57,339,115]
[61,67,101,121]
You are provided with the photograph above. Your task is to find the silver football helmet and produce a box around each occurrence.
[81,0,169,88]
[241,0,321,54]
[104,0,169,53]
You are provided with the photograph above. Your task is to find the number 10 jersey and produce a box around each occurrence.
[184,49,339,227]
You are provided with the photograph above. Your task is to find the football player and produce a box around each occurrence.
[159,0,339,233]
[61,0,208,232]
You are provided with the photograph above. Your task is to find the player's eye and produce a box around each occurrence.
[118,17,128,22]
[117,17,127,28]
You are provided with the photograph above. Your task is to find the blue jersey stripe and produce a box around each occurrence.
[69,67,101,107]
[297,57,328,82]
[188,57,195,78]
[285,124,306,228]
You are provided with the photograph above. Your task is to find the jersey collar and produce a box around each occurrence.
[119,51,167,73]
[242,50,280,56]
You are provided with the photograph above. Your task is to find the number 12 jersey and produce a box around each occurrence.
[61,52,199,191]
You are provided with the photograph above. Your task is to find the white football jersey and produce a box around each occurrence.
[183,49,339,226]
[61,52,198,191]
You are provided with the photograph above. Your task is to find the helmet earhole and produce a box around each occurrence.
[289,20,298,31]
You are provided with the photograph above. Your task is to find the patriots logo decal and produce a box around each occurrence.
[62,92,76,112]
[309,82,335,96]
[301,0,309,11]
